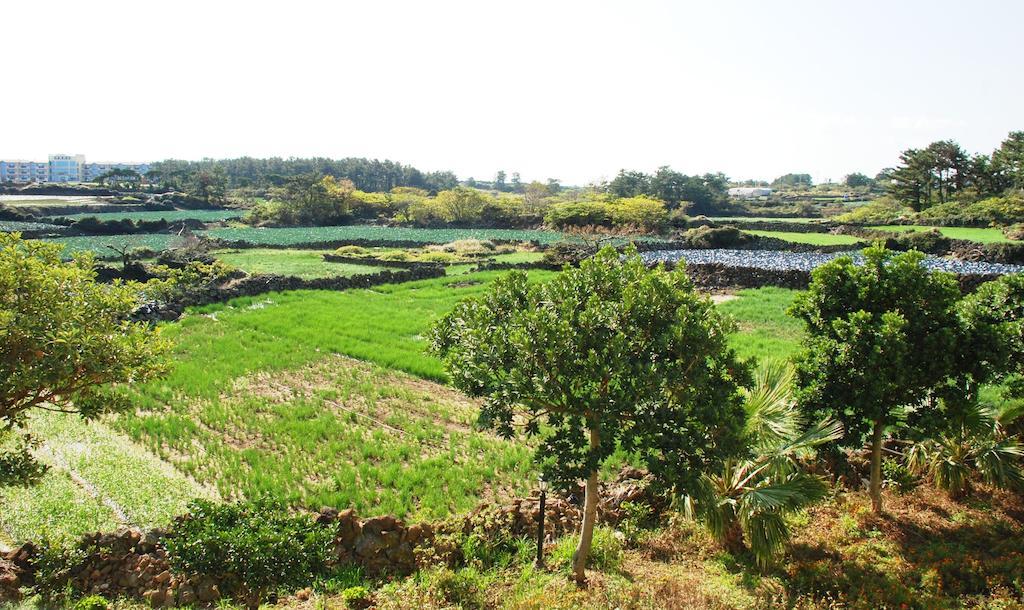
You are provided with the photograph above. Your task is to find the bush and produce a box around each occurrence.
[165,498,334,609]
[680,225,749,249]
[883,229,951,254]
[1004,223,1024,241]
[834,197,913,225]
[881,457,919,494]
[143,260,238,304]
[918,195,1024,226]
[72,595,110,610]
[341,585,372,609]
[608,195,668,231]
[334,245,371,257]
[545,200,613,229]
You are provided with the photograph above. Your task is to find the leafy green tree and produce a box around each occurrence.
[685,362,842,567]
[608,170,652,198]
[789,245,960,513]
[772,173,813,188]
[843,172,873,188]
[494,170,507,192]
[0,233,169,487]
[435,187,487,223]
[430,247,748,582]
[993,131,1024,192]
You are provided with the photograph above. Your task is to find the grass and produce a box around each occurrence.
[213,248,387,279]
[718,287,803,361]
[866,225,1018,244]
[52,209,244,223]
[742,229,863,246]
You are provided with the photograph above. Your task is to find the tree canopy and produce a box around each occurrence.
[789,244,961,513]
[430,247,748,581]
[0,233,169,487]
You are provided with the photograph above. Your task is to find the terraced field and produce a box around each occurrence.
[0,220,64,232]
[46,233,179,258]
[741,229,863,246]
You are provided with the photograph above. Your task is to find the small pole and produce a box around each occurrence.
[536,475,547,568]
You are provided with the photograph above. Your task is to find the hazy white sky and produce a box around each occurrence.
[2,0,1021,185]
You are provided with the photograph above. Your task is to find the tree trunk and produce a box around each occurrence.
[869,419,884,514]
[572,426,600,585]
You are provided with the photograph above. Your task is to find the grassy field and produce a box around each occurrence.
[719,287,803,361]
[742,229,863,246]
[213,248,387,279]
[52,209,244,223]
[867,225,1018,244]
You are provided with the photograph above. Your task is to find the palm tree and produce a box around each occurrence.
[684,361,843,567]
[907,400,1024,499]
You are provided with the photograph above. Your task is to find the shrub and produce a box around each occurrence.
[608,195,668,231]
[680,225,749,248]
[165,498,334,609]
[918,195,1024,226]
[142,260,238,304]
[335,245,371,257]
[545,200,613,229]
[72,595,110,610]
[1004,223,1024,241]
[341,585,372,609]
[834,197,913,225]
[881,457,919,494]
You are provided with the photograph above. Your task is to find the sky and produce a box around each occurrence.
[1,0,1021,186]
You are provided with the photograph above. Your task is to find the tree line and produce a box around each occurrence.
[884,131,1024,211]
[147,157,460,198]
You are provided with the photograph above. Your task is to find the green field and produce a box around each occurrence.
[53,209,244,223]
[867,225,1018,244]
[742,229,863,246]
[718,287,803,361]
[214,248,387,279]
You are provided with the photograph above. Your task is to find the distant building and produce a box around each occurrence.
[728,187,773,198]
[0,154,151,183]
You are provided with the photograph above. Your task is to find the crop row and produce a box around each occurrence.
[50,209,245,223]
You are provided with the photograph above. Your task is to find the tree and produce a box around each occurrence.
[993,131,1024,192]
[789,245,960,513]
[510,172,522,192]
[887,148,933,211]
[843,172,873,188]
[494,170,507,192]
[435,187,487,223]
[771,173,813,188]
[608,170,651,198]
[685,361,842,567]
[430,247,748,582]
[0,233,169,487]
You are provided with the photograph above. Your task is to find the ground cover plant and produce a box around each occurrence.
[741,229,863,246]
[213,248,386,279]
[0,221,64,232]
[867,224,1019,244]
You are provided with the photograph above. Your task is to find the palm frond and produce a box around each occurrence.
[742,511,789,568]
[744,360,801,450]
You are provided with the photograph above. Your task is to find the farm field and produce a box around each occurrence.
[51,209,244,223]
[213,248,387,279]
[0,220,63,232]
[708,216,821,224]
[0,412,214,545]
[45,233,179,258]
[203,225,568,246]
[742,229,863,246]
[867,224,1018,244]
[1,270,802,543]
